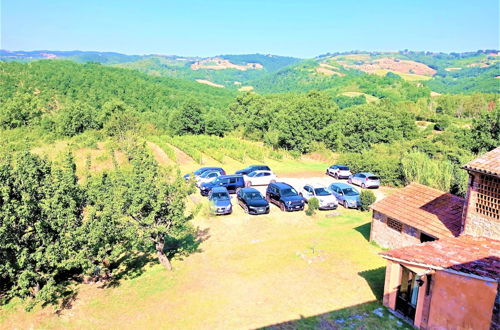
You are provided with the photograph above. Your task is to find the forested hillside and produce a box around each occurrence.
[0,53,498,311]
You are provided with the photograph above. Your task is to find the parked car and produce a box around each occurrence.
[208,187,232,215]
[243,170,277,187]
[236,187,270,215]
[183,167,225,181]
[348,172,380,189]
[300,184,338,210]
[235,165,271,175]
[328,183,360,209]
[266,182,305,212]
[326,165,352,179]
[199,175,245,196]
[195,170,222,187]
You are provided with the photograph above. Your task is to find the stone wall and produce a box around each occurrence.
[370,211,422,249]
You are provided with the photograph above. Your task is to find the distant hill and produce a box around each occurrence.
[1,49,498,94]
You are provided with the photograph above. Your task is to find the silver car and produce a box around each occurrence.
[348,172,380,189]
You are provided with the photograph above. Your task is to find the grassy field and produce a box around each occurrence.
[0,202,410,329]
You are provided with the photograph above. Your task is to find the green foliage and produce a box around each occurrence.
[0,152,85,308]
[305,197,319,216]
[336,101,417,152]
[401,151,454,192]
[359,190,376,211]
[433,115,451,131]
[168,100,206,136]
[0,92,42,129]
[468,106,500,153]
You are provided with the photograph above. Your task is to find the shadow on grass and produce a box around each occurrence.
[354,222,371,241]
[358,267,386,301]
[257,300,412,329]
[103,226,210,289]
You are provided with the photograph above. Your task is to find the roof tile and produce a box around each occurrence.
[372,183,465,238]
[462,147,500,176]
[380,235,500,280]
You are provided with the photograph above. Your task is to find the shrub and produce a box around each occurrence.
[305,197,320,216]
[434,115,451,131]
[360,190,376,211]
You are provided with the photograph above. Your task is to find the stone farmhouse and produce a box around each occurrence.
[372,147,500,329]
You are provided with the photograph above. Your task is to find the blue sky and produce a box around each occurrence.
[1,0,498,58]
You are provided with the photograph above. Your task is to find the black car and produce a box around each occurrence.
[236,187,270,215]
[183,167,225,181]
[235,165,271,176]
[199,175,245,196]
[266,182,305,212]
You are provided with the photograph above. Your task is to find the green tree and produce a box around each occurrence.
[168,100,205,136]
[359,190,376,211]
[469,106,500,153]
[56,101,98,136]
[120,146,193,270]
[0,152,85,308]
[0,92,42,128]
[203,109,231,136]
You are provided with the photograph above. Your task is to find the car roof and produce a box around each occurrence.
[358,172,377,176]
[331,164,348,167]
[330,182,355,189]
[305,183,327,189]
[211,187,229,193]
[219,174,243,178]
[249,170,272,174]
[239,187,260,194]
[271,182,293,189]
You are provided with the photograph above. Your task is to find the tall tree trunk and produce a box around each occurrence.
[155,237,172,271]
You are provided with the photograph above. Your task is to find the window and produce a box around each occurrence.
[475,174,500,220]
[387,217,403,232]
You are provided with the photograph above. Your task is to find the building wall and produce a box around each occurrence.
[462,172,500,239]
[427,271,497,330]
[370,211,423,249]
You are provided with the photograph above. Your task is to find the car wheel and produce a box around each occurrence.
[244,205,249,213]
[347,178,352,184]
[246,181,251,187]
[362,183,366,189]
[280,202,286,212]
[343,200,349,208]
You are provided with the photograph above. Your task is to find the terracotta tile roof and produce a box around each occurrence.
[462,147,500,177]
[380,235,500,280]
[371,183,464,238]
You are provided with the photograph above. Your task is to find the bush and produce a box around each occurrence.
[305,197,319,216]
[434,115,451,131]
[359,190,376,211]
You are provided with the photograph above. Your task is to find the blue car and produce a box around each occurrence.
[348,172,380,189]
[328,183,361,209]
[208,187,232,215]
[199,175,245,196]
[236,187,270,215]
[183,167,225,181]
[266,182,305,212]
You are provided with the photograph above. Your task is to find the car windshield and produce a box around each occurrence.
[368,176,379,180]
[245,192,264,200]
[247,171,257,177]
[338,166,349,171]
[200,171,216,178]
[211,192,229,201]
[194,168,207,175]
[314,188,331,196]
[343,188,359,196]
[281,188,298,197]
